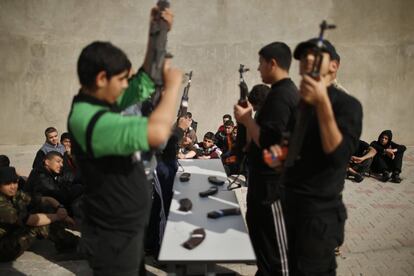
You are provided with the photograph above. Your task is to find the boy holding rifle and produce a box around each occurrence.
[267,34,362,275]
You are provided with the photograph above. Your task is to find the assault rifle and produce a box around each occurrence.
[283,20,336,167]
[177,71,193,118]
[142,0,172,116]
[233,64,250,177]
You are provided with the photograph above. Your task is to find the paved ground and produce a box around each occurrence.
[0,145,413,275]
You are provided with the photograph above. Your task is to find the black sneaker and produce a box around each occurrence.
[391,173,402,183]
[354,173,364,183]
[381,171,390,182]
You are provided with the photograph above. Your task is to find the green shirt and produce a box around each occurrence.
[68,70,155,158]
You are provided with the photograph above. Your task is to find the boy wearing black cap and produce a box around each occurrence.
[0,167,78,262]
[276,38,363,275]
[234,42,299,276]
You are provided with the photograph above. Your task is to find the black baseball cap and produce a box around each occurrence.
[294,38,340,62]
[0,167,18,185]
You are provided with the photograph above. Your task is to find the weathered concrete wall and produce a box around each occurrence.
[1,0,413,145]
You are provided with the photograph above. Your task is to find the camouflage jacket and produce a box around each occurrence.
[0,191,38,239]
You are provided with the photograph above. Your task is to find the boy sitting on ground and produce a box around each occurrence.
[0,167,78,262]
[347,140,377,183]
[193,132,222,159]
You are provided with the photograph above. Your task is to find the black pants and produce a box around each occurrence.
[80,222,146,276]
[284,209,346,276]
[350,158,372,175]
[246,200,289,276]
[371,151,404,174]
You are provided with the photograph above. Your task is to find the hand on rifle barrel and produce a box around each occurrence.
[233,101,253,125]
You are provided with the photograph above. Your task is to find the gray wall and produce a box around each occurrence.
[1,0,413,145]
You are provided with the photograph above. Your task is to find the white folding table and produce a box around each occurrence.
[158,159,255,275]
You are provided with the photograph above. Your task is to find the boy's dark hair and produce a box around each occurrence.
[186,112,193,119]
[45,127,58,137]
[203,132,216,142]
[77,41,132,89]
[248,84,270,106]
[223,114,232,120]
[60,132,71,142]
[259,42,292,71]
[224,120,234,127]
[0,155,10,167]
[45,151,63,161]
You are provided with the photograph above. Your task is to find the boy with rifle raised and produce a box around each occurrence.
[67,5,182,275]
[234,42,299,276]
[267,22,363,275]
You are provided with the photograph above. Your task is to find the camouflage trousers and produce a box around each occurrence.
[0,222,79,262]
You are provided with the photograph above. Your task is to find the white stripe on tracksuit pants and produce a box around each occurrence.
[246,198,289,276]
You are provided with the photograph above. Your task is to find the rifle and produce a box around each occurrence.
[233,64,249,177]
[177,71,193,118]
[283,20,336,168]
[142,0,172,116]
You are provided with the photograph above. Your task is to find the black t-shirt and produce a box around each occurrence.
[284,85,363,214]
[354,140,369,157]
[247,78,299,203]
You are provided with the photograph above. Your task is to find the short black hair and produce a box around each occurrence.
[224,120,234,127]
[259,42,292,71]
[77,41,132,89]
[45,151,63,161]
[45,127,58,137]
[248,84,270,107]
[0,155,10,167]
[60,132,71,142]
[203,132,216,142]
[223,114,232,120]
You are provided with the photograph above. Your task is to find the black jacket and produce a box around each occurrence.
[284,85,363,214]
[247,78,299,203]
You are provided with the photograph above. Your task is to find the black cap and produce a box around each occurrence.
[294,38,340,62]
[0,167,18,185]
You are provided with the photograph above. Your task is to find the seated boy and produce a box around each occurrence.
[177,135,197,159]
[347,140,377,182]
[32,127,66,170]
[370,130,406,183]
[25,151,83,218]
[0,167,78,262]
[193,132,222,159]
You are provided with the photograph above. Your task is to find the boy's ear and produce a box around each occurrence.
[329,59,339,74]
[95,71,108,88]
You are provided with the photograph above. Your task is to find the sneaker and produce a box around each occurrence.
[381,171,390,182]
[354,173,364,183]
[391,173,402,183]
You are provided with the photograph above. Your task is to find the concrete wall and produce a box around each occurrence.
[1,0,413,146]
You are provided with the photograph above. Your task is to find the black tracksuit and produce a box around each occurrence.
[283,85,363,275]
[246,78,299,276]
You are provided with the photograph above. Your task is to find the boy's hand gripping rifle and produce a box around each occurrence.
[142,0,172,116]
[283,20,336,168]
[177,71,193,118]
[238,64,249,107]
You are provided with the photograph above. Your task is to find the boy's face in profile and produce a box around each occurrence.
[45,155,64,174]
[257,56,273,84]
[102,70,130,104]
[202,138,214,149]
